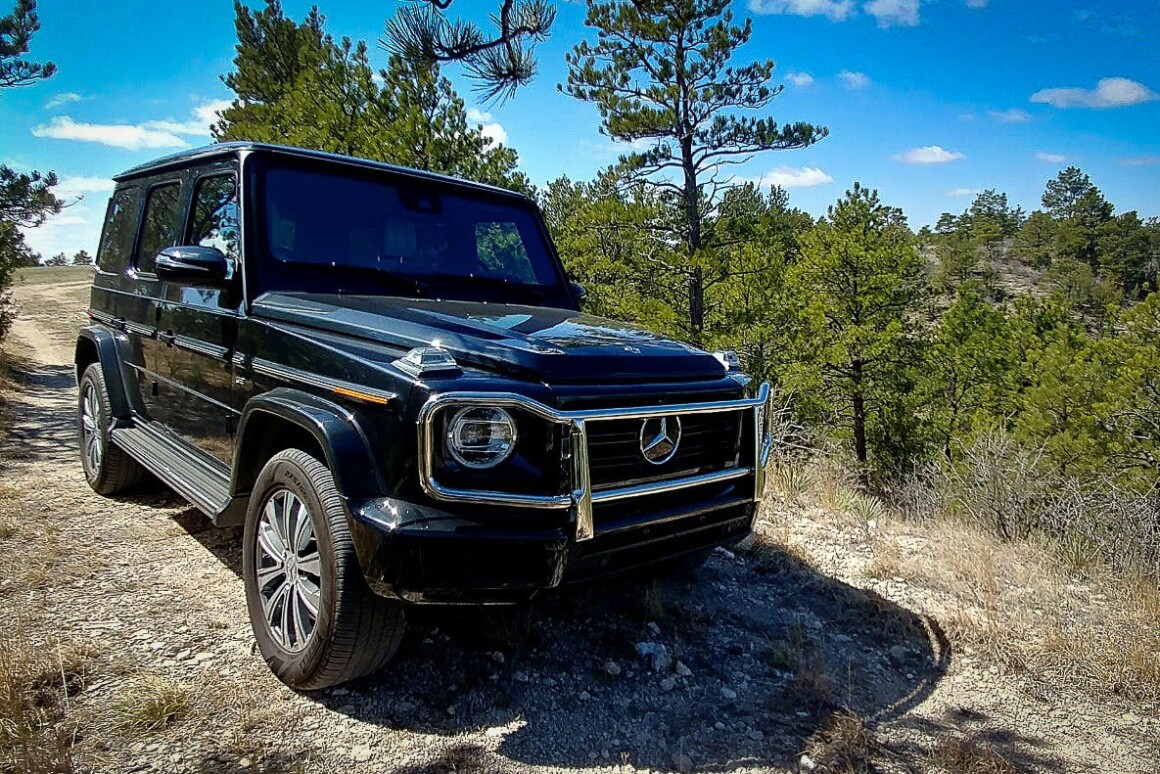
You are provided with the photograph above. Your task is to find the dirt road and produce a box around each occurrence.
[1,271,1155,773]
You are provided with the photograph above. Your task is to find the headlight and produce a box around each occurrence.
[446,407,517,469]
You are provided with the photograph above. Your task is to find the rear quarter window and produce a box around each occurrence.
[135,182,182,274]
[95,186,140,274]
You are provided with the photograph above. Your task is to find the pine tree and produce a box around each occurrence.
[563,0,826,343]
[1,0,60,341]
[215,0,528,191]
[0,0,54,88]
[783,184,927,474]
[383,0,555,101]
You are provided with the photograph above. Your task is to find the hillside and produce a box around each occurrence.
[1,273,1157,773]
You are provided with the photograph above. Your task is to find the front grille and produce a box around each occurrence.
[586,410,744,490]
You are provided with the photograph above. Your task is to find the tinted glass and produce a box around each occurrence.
[257,162,568,305]
[96,187,140,273]
[136,182,181,274]
[476,222,534,281]
[188,174,239,261]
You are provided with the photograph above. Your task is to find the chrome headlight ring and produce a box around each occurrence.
[445,406,518,469]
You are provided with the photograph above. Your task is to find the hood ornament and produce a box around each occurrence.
[639,415,682,465]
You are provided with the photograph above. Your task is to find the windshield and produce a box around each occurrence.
[250,157,573,307]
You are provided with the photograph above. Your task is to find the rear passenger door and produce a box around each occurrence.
[125,178,183,428]
[147,165,243,465]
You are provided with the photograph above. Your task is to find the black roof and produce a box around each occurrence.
[112,142,529,201]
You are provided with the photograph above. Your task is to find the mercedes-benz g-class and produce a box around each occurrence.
[75,143,772,688]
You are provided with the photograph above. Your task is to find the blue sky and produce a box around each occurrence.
[2,0,1158,259]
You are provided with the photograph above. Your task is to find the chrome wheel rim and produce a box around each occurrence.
[255,489,322,652]
[80,383,103,475]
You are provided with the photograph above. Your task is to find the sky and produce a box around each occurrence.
[2,0,1159,260]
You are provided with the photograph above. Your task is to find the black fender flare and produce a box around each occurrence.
[231,388,388,502]
[75,325,131,419]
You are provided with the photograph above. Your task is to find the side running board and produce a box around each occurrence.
[110,425,233,520]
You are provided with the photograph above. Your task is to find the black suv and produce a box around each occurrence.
[75,143,772,689]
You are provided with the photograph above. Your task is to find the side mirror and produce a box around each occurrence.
[569,280,588,306]
[155,246,230,285]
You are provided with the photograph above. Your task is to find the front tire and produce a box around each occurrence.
[242,449,405,690]
[77,363,150,495]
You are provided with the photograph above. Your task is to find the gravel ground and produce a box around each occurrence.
[1,273,1156,773]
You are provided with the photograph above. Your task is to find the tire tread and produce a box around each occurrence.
[80,364,151,496]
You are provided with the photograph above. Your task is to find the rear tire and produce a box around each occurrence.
[77,363,150,495]
[243,449,406,690]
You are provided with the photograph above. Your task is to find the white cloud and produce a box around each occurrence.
[32,116,190,150]
[467,107,509,147]
[838,70,870,89]
[1035,151,1066,163]
[785,72,815,87]
[20,203,102,260]
[756,166,834,189]
[1031,77,1158,109]
[892,145,965,164]
[1119,155,1160,167]
[145,100,232,136]
[747,0,855,21]
[864,0,919,27]
[44,92,84,110]
[30,100,231,151]
[947,187,980,197]
[55,176,115,196]
[988,108,1030,123]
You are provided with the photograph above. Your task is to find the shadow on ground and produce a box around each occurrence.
[1,363,78,464]
[179,509,992,773]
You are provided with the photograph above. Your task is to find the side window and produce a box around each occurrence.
[475,222,534,281]
[135,182,182,274]
[188,174,239,261]
[95,187,140,274]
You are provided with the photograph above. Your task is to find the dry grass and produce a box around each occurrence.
[801,709,876,774]
[930,735,1018,774]
[111,675,190,731]
[0,627,93,774]
[861,514,1160,702]
[12,267,95,287]
[863,538,907,581]
[776,454,1160,706]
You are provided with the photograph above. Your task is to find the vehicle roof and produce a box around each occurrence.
[111,142,530,201]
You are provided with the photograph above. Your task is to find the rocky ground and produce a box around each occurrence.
[0,269,1156,773]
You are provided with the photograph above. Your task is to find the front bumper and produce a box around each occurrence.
[351,484,757,603]
[351,382,772,603]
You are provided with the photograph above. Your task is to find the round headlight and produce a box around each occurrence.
[446,407,517,469]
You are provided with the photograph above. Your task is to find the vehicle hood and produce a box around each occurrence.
[251,293,726,382]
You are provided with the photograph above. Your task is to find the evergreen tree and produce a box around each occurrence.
[922,282,1014,460]
[0,0,60,341]
[1097,211,1154,295]
[0,0,54,88]
[783,184,927,475]
[1013,210,1057,268]
[1042,166,1101,220]
[71,249,92,266]
[383,0,555,101]
[215,0,529,191]
[563,0,826,342]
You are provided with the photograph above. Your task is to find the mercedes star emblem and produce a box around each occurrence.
[639,415,682,465]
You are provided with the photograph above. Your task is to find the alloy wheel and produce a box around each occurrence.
[254,489,322,652]
[80,382,103,475]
